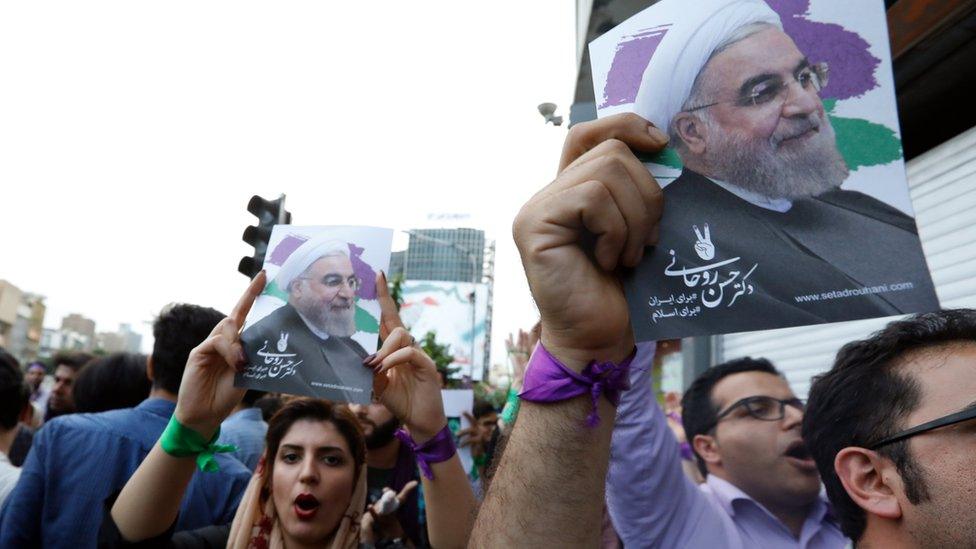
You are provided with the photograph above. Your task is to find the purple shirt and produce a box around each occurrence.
[606,343,847,549]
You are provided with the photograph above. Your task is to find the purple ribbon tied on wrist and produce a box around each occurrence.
[519,343,635,427]
[395,424,456,480]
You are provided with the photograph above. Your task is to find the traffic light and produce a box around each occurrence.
[238,194,291,278]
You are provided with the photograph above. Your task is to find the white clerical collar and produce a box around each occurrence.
[295,308,331,341]
[709,178,793,213]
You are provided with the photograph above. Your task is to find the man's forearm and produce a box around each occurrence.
[470,395,615,547]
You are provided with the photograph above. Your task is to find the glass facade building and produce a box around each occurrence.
[402,228,486,283]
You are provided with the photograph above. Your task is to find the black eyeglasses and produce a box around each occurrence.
[704,395,805,431]
[868,406,976,450]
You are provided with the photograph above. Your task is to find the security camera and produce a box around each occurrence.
[537,102,563,126]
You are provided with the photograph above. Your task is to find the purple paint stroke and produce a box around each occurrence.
[766,0,879,100]
[348,242,378,300]
[599,26,670,108]
[267,234,309,267]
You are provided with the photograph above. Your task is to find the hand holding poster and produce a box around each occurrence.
[589,0,939,340]
[236,225,393,403]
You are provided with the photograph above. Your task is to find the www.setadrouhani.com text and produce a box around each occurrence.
[794,282,915,303]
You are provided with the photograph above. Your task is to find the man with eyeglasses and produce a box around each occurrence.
[624,0,935,334]
[240,238,372,403]
[603,352,845,548]
[803,309,976,547]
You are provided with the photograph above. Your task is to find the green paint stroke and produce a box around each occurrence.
[263,280,289,301]
[823,99,903,171]
[636,147,683,170]
[355,304,379,334]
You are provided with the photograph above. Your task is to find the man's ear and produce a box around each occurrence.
[673,113,708,155]
[692,433,721,470]
[835,447,903,520]
[146,355,155,383]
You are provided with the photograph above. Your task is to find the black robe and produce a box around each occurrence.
[626,169,939,341]
[238,302,373,404]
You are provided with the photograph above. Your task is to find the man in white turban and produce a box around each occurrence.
[240,238,372,404]
[636,0,848,202]
[620,0,937,340]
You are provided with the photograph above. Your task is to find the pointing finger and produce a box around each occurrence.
[230,271,267,330]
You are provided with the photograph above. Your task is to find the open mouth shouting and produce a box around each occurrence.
[294,493,321,520]
[783,440,818,472]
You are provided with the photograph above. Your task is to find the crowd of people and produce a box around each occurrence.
[0,113,970,547]
[1,18,974,547]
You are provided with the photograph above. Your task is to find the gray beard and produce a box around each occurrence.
[703,114,849,200]
[294,297,356,337]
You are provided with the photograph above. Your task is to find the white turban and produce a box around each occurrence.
[633,0,782,132]
[276,238,349,293]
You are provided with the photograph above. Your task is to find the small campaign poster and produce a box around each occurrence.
[442,389,475,478]
[589,0,939,340]
[236,225,393,404]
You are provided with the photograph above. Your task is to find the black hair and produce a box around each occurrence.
[241,390,267,407]
[473,397,496,419]
[151,303,224,394]
[72,352,151,413]
[803,309,976,541]
[255,394,284,423]
[681,357,782,476]
[0,348,27,430]
[52,351,94,372]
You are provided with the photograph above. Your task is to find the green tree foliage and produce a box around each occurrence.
[420,331,461,388]
[389,272,405,311]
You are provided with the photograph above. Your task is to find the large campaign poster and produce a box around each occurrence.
[589,0,938,340]
[400,281,489,381]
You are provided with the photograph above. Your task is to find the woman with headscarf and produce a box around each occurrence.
[100,272,477,548]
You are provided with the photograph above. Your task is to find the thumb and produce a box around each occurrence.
[559,112,669,173]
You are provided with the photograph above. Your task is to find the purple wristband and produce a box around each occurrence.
[518,342,635,427]
[395,424,456,480]
[679,441,694,462]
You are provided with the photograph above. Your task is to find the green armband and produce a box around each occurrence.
[159,416,237,473]
[500,385,521,425]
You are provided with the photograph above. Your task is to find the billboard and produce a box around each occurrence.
[400,280,489,380]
